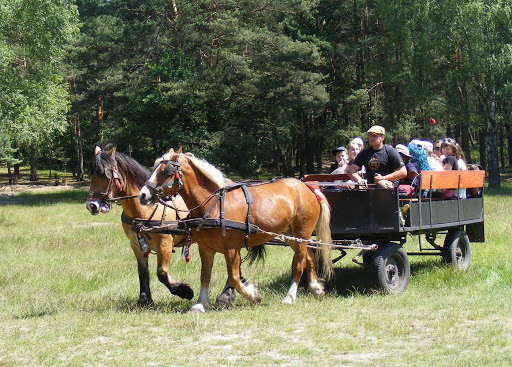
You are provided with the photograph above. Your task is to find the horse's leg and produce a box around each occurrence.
[156,236,194,300]
[283,240,307,304]
[216,265,249,305]
[189,245,215,313]
[224,248,261,303]
[135,254,153,306]
[305,247,325,298]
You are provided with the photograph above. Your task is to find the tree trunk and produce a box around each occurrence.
[97,95,104,145]
[499,124,504,169]
[14,142,20,176]
[76,116,84,181]
[170,0,178,20]
[485,86,500,188]
[478,129,486,170]
[30,144,38,182]
[68,117,76,178]
[506,122,512,167]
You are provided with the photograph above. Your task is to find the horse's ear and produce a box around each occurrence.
[108,146,116,158]
[94,146,101,155]
[168,148,174,155]
[176,147,183,154]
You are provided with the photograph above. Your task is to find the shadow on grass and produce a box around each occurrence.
[12,258,450,318]
[484,185,512,196]
[0,189,88,206]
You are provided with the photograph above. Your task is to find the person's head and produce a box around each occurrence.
[408,141,430,171]
[333,146,348,164]
[423,141,434,156]
[367,125,385,149]
[441,138,457,157]
[434,140,442,157]
[395,144,412,163]
[347,141,361,161]
[351,137,365,150]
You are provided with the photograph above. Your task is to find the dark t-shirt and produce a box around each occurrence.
[353,145,404,183]
[442,155,459,170]
[401,161,419,185]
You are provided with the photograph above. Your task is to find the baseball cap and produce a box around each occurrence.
[367,125,385,135]
[332,146,347,155]
[395,144,412,158]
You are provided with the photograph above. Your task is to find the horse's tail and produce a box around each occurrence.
[243,244,267,266]
[315,190,334,281]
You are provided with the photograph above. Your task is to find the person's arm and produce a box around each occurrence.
[374,165,407,184]
[346,164,366,186]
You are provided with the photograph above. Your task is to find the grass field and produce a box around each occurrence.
[1,184,511,366]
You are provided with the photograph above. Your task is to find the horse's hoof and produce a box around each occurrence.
[309,287,325,299]
[136,297,154,308]
[188,303,206,313]
[216,286,236,305]
[171,283,194,300]
[245,283,262,303]
[282,295,295,305]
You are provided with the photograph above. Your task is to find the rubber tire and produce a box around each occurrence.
[372,243,410,294]
[443,229,471,270]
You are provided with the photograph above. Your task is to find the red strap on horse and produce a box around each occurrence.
[305,184,322,202]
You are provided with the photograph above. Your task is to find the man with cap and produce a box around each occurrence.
[346,125,407,188]
[329,146,349,173]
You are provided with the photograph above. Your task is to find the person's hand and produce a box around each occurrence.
[374,173,383,184]
[357,178,367,188]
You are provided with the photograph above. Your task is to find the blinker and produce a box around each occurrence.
[163,164,176,177]
[105,168,113,179]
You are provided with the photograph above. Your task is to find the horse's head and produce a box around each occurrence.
[139,148,183,206]
[86,146,125,215]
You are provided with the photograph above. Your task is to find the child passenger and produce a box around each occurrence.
[330,146,349,174]
[441,138,467,198]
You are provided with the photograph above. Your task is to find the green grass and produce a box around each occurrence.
[1,187,511,366]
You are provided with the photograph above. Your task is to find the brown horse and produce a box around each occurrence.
[86,146,194,305]
[139,148,333,312]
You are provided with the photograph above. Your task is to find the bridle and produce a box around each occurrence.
[144,159,183,200]
[87,163,126,205]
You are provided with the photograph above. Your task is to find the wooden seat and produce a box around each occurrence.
[418,170,485,190]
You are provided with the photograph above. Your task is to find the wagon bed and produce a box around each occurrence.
[302,170,485,293]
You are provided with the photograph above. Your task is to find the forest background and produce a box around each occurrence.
[1,0,512,188]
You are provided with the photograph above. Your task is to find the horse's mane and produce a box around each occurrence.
[158,152,226,189]
[90,150,150,187]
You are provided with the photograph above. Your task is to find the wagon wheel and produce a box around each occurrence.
[442,229,471,270]
[372,243,410,294]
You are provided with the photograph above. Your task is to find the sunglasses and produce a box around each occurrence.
[442,138,455,144]
[434,146,441,151]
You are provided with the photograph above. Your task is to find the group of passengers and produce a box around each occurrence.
[329,124,471,197]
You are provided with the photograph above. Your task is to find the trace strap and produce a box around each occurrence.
[197,182,253,248]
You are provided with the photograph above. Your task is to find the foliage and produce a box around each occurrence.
[1,0,511,180]
[0,0,79,167]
